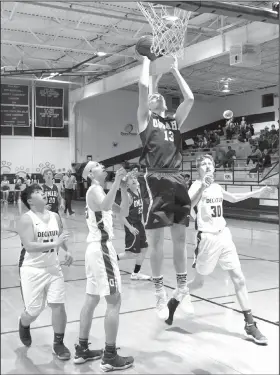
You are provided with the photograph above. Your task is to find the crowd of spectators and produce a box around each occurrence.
[188,116,279,175]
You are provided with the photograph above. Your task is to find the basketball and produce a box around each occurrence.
[135,35,158,61]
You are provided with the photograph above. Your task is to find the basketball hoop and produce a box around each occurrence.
[137,2,191,58]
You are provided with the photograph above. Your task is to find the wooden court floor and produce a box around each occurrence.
[1,202,279,374]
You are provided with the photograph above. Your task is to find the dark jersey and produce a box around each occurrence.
[139,112,182,169]
[42,184,59,213]
[127,189,143,225]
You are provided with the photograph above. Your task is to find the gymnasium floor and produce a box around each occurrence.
[1,202,279,374]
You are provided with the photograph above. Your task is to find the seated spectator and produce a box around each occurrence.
[223,146,236,168]
[246,145,262,166]
[198,135,208,148]
[249,149,271,174]
[270,124,277,136]
[208,131,220,147]
[264,126,270,138]
[246,128,252,142]
[258,134,270,152]
[203,129,209,143]
[217,125,224,136]
[270,133,279,151]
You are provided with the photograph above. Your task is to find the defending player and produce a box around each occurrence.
[117,173,151,281]
[187,154,270,345]
[137,55,194,320]
[74,161,134,372]
[17,184,73,359]
[42,169,62,214]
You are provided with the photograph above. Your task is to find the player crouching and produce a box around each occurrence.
[188,154,270,345]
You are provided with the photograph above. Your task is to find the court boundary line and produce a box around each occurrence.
[1,271,278,329]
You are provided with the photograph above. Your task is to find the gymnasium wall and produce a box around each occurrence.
[1,137,71,175]
[1,78,72,174]
[74,85,278,162]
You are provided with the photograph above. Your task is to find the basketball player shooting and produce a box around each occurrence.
[74,161,134,371]
[17,183,73,360]
[187,154,271,345]
[137,55,194,320]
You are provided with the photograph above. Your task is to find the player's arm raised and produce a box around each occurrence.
[87,168,127,212]
[119,184,131,218]
[188,174,214,208]
[17,214,69,253]
[222,186,272,203]
[171,57,194,128]
[137,57,150,133]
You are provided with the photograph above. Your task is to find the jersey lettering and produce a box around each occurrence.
[139,113,182,169]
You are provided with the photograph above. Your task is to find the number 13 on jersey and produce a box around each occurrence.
[164,130,174,142]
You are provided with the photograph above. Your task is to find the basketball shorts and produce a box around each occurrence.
[138,170,191,229]
[193,227,241,275]
[85,240,121,297]
[20,265,65,317]
[125,221,148,253]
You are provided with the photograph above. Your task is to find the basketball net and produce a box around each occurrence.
[138,2,191,58]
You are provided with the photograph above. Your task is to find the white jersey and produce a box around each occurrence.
[85,185,114,243]
[19,210,59,268]
[195,182,226,233]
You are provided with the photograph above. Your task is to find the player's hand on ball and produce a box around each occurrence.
[64,251,73,267]
[129,225,139,235]
[115,167,127,183]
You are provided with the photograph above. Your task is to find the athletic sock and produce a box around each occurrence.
[79,338,88,349]
[153,275,164,294]
[243,310,254,325]
[133,264,141,274]
[54,333,64,344]
[176,272,188,290]
[104,343,117,357]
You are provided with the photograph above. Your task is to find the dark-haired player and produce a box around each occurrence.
[17,184,73,359]
[117,174,150,280]
[42,169,61,214]
[137,55,194,319]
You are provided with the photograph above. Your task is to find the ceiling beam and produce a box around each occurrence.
[70,22,279,103]
[152,1,279,24]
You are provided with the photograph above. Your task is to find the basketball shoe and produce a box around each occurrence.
[245,322,268,345]
[131,272,151,280]
[74,343,103,364]
[19,318,32,347]
[53,342,71,360]
[155,290,169,320]
[100,352,134,372]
